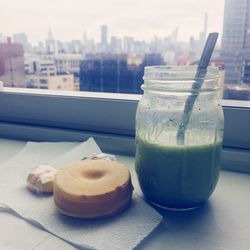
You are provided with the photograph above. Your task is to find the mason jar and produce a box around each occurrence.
[135,66,224,210]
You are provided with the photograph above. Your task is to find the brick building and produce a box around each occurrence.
[0,37,26,87]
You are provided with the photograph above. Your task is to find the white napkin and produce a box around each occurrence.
[0,138,162,250]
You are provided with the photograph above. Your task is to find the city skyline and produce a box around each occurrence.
[0,0,224,45]
[1,0,249,100]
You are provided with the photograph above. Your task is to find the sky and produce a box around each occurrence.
[0,0,225,45]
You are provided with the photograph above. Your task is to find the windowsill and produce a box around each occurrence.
[2,87,250,106]
[1,87,250,150]
[0,138,250,250]
[1,87,142,100]
[0,123,249,174]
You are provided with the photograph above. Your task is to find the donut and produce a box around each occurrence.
[27,164,57,194]
[53,160,133,219]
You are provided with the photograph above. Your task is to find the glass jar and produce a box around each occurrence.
[135,66,224,210]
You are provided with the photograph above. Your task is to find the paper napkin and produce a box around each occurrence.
[0,138,162,250]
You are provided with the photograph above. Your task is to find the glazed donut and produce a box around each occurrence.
[53,160,133,219]
[27,164,57,194]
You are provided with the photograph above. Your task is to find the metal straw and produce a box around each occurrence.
[176,32,219,145]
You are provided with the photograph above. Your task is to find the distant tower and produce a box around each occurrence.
[199,12,208,48]
[203,12,208,40]
[46,26,56,54]
[83,31,87,45]
[101,25,108,52]
[48,26,54,40]
[171,28,178,43]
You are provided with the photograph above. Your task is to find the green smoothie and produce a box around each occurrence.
[135,137,222,209]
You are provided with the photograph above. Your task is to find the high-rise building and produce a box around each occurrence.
[110,36,122,53]
[80,54,144,93]
[37,41,45,54]
[0,37,26,87]
[198,12,208,52]
[83,31,87,45]
[101,25,108,52]
[13,33,29,51]
[171,28,179,43]
[0,34,6,43]
[203,12,208,40]
[123,36,134,53]
[79,53,165,94]
[221,0,250,84]
[46,26,57,54]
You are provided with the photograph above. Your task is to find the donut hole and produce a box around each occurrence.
[83,169,106,179]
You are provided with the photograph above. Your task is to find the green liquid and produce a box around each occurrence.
[135,138,222,209]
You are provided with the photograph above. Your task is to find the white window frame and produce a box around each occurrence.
[0,88,249,172]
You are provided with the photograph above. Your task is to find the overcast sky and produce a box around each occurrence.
[0,0,225,45]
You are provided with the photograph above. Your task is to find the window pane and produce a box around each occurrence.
[0,0,249,100]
